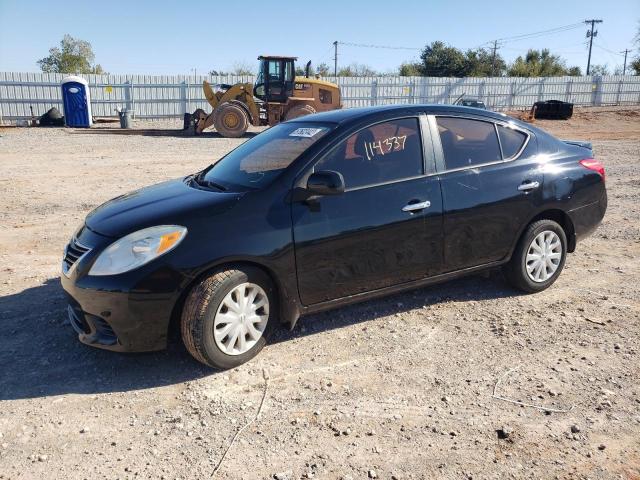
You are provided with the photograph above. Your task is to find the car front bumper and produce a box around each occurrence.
[60,226,188,352]
[61,273,180,352]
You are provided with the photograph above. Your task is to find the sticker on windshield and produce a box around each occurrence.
[289,127,325,138]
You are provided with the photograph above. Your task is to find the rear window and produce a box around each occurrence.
[497,125,527,158]
[203,123,331,189]
[436,117,501,170]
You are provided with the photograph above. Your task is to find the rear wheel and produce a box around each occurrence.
[213,102,249,138]
[181,268,277,369]
[284,104,316,121]
[503,219,567,293]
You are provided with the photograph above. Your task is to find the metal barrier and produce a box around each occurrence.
[1,72,639,121]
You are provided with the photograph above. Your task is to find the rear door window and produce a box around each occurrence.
[315,117,423,189]
[436,117,502,170]
[497,125,528,158]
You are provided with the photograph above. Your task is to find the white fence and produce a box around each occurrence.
[1,71,639,121]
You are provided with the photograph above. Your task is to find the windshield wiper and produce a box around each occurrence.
[193,172,227,191]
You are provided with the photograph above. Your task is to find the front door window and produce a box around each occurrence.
[315,117,424,189]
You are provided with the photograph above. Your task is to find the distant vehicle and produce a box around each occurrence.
[454,97,487,109]
[62,104,607,369]
[190,55,342,137]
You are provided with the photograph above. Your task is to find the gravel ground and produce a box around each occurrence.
[0,107,639,480]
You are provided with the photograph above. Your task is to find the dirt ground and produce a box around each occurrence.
[0,106,639,480]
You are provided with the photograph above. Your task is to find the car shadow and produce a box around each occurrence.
[0,278,212,401]
[0,272,521,401]
[67,128,259,139]
[270,271,522,344]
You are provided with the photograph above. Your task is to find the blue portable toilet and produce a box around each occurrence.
[61,76,93,127]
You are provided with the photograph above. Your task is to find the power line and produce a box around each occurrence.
[335,20,602,75]
[495,22,584,44]
[338,21,588,56]
[500,40,589,52]
[593,43,625,56]
[337,41,421,51]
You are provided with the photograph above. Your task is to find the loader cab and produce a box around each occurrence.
[254,55,296,103]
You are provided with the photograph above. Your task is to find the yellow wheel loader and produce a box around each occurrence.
[190,55,341,137]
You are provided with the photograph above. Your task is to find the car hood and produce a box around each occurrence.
[85,177,243,238]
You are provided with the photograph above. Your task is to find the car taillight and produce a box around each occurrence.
[579,158,605,182]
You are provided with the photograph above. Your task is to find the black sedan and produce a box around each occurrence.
[61,105,607,369]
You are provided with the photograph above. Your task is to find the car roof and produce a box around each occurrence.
[293,104,519,127]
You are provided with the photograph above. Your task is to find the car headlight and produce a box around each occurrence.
[88,225,187,276]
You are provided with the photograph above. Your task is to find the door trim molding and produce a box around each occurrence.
[301,259,508,312]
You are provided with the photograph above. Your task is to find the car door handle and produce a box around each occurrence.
[518,181,540,192]
[402,200,431,212]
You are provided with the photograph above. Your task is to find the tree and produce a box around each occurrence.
[337,62,377,76]
[589,64,610,76]
[399,62,422,76]
[567,66,582,76]
[295,63,315,77]
[231,61,254,76]
[409,41,506,77]
[38,34,105,74]
[507,49,578,77]
[464,48,506,77]
[315,62,331,76]
[632,21,640,75]
[418,41,467,77]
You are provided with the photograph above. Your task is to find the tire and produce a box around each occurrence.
[284,104,316,121]
[503,219,567,293]
[181,267,278,369]
[213,103,249,138]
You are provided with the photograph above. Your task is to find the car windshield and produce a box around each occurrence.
[201,123,332,189]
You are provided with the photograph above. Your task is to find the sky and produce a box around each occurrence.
[0,0,638,76]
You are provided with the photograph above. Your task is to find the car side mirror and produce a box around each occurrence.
[306,170,345,196]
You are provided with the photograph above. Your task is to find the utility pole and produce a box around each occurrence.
[621,49,630,75]
[490,40,499,76]
[333,41,338,77]
[584,19,603,75]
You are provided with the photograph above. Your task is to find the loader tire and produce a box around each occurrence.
[213,102,249,138]
[285,104,316,121]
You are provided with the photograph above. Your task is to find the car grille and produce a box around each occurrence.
[62,237,90,274]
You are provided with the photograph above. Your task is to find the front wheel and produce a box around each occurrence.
[213,103,249,138]
[503,219,567,293]
[181,268,277,369]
